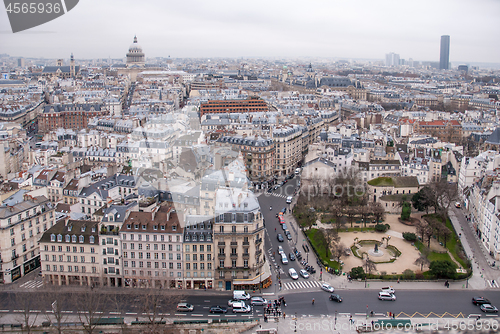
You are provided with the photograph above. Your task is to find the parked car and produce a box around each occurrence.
[299,269,309,278]
[282,207,287,214]
[321,283,334,293]
[378,292,396,301]
[282,223,287,231]
[250,297,267,306]
[380,286,396,294]
[289,268,299,280]
[472,297,491,305]
[285,230,292,240]
[177,303,194,312]
[480,304,498,313]
[289,252,296,261]
[329,294,342,302]
[209,305,227,313]
[286,196,293,204]
[277,234,284,242]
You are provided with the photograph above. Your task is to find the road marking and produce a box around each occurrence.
[226,315,237,317]
[109,312,121,315]
[13,310,22,313]
[62,311,73,314]
[208,315,220,317]
[355,313,365,316]
[262,293,274,296]
[191,314,203,317]
[95,311,103,314]
[0,310,9,313]
[202,307,209,309]
[31,310,41,313]
[126,312,137,315]
[204,300,210,303]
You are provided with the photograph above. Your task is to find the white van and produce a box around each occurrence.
[233,290,251,300]
[281,253,288,264]
[232,301,252,313]
[295,168,301,174]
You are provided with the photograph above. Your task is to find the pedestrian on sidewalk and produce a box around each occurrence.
[283,312,286,319]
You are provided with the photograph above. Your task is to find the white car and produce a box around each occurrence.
[281,253,288,264]
[286,196,293,204]
[299,269,309,278]
[321,283,334,293]
[289,268,299,280]
[380,286,396,294]
[277,246,284,255]
[378,292,396,301]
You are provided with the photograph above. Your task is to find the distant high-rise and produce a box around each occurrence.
[385,52,400,67]
[440,35,450,70]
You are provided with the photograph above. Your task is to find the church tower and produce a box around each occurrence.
[70,53,75,78]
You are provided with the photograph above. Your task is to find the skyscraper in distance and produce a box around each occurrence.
[440,35,450,70]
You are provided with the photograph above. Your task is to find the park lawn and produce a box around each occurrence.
[444,218,468,268]
[305,228,340,270]
[423,214,468,268]
[367,177,394,187]
[427,251,456,265]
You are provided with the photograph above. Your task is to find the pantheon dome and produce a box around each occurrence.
[126,36,145,68]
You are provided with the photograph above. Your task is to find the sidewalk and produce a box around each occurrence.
[243,315,499,334]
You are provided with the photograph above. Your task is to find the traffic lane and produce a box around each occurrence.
[267,290,500,317]
[183,295,268,317]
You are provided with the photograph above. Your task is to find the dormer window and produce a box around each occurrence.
[199,234,204,241]
[172,225,177,231]
[89,236,95,244]
[57,234,62,242]
[81,226,86,232]
[68,225,72,232]
[153,225,158,230]
[160,225,165,231]
[65,235,70,242]
[193,235,197,241]
[142,225,146,230]
[79,235,84,243]
[127,224,131,229]
[134,224,139,230]
[72,235,77,243]
[50,234,56,242]
[185,235,190,241]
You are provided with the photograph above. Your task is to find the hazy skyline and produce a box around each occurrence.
[1,0,499,64]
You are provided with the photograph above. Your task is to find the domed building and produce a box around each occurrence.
[126,36,145,68]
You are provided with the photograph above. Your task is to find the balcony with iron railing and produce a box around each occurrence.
[218,253,226,259]
[230,253,238,259]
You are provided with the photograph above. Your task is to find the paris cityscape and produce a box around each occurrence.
[0,1,499,333]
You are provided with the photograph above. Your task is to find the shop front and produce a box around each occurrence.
[23,256,40,276]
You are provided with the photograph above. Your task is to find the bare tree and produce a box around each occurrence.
[370,201,386,224]
[139,288,184,333]
[324,228,339,257]
[364,257,377,275]
[14,292,41,334]
[424,221,436,248]
[414,255,430,272]
[440,225,452,248]
[42,288,70,334]
[329,200,344,232]
[359,206,371,228]
[345,205,358,228]
[73,287,107,334]
[331,242,346,264]
[415,220,428,242]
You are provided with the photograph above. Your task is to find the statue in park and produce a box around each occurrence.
[374,243,379,252]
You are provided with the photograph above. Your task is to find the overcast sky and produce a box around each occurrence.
[1,0,499,63]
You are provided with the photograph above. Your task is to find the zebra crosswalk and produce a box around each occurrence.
[19,280,44,289]
[487,280,499,288]
[284,280,322,290]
